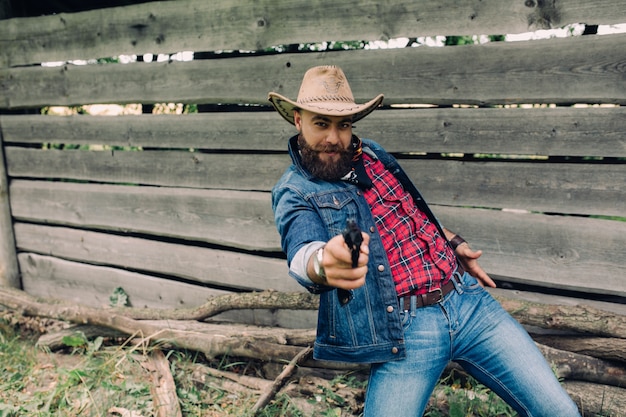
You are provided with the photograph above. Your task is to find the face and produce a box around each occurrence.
[294,110,354,181]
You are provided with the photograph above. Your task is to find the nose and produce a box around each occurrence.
[325,125,340,144]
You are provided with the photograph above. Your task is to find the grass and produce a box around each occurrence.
[0,324,154,416]
[0,311,576,417]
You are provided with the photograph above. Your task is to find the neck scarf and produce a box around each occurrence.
[341,135,373,190]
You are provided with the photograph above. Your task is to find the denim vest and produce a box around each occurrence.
[272,136,444,363]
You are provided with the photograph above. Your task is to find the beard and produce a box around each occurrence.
[297,134,354,181]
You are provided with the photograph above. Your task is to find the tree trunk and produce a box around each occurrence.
[493,295,626,338]
[536,343,626,387]
[532,334,626,363]
[563,381,626,417]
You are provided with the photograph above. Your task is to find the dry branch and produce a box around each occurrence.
[141,349,182,417]
[251,346,313,415]
[185,362,272,391]
[113,290,320,321]
[37,324,127,350]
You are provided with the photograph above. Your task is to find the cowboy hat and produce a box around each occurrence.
[268,65,384,125]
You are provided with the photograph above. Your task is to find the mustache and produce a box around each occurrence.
[317,144,344,153]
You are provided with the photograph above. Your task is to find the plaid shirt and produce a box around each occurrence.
[362,154,457,296]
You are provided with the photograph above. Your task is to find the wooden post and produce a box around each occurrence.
[0,131,20,288]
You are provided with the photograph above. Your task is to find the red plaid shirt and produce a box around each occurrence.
[362,154,457,296]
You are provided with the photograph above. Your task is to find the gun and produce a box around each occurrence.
[343,219,363,268]
[337,219,363,306]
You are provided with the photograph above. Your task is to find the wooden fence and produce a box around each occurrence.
[1,0,625,327]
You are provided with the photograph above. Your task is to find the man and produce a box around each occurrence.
[269,65,580,416]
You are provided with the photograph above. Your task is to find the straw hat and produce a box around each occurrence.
[268,65,384,125]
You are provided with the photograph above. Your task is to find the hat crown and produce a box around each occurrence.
[297,66,355,105]
[267,65,383,125]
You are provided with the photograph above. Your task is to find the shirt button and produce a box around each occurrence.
[387,305,394,313]
[391,347,399,354]
[369,226,376,233]
[377,265,385,272]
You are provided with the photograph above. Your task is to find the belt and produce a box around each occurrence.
[399,264,464,311]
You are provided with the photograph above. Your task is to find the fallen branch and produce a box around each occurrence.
[185,362,272,391]
[37,324,127,350]
[116,290,320,320]
[141,349,182,417]
[251,346,313,415]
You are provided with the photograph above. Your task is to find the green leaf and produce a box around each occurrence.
[61,332,88,348]
[109,287,129,307]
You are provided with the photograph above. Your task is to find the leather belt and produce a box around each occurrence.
[399,264,464,311]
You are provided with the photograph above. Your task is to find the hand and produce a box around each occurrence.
[455,243,496,288]
[320,232,370,290]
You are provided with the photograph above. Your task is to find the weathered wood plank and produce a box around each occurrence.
[9,180,624,296]
[1,0,624,67]
[6,149,624,216]
[18,253,229,309]
[2,106,625,157]
[17,252,316,327]
[2,33,625,109]
[9,180,281,251]
[14,223,300,293]
[0,134,20,287]
[5,147,291,191]
[436,206,626,297]
[401,160,625,217]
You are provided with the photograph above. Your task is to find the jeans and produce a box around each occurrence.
[364,272,581,417]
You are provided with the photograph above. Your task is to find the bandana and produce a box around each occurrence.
[341,136,373,190]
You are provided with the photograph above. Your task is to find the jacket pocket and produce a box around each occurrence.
[312,190,359,236]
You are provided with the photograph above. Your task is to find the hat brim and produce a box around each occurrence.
[268,92,384,125]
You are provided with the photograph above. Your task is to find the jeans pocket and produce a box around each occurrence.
[460,273,483,293]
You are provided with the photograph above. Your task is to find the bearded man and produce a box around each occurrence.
[269,65,581,417]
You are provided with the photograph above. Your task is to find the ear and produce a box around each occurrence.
[293,110,302,131]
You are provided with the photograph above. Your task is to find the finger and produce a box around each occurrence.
[475,270,496,288]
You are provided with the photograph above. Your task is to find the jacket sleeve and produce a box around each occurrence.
[272,180,334,294]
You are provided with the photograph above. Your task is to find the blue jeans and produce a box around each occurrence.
[364,273,581,417]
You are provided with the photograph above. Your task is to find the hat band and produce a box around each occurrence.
[298,96,354,104]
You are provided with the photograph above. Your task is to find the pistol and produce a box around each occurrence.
[337,219,362,306]
[343,219,363,268]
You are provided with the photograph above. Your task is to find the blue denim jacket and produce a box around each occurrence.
[272,136,445,364]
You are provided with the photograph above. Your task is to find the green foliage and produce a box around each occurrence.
[61,332,89,348]
[0,320,153,416]
[109,286,130,307]
[445,35,505,45]
[445,35,476,46]
[425,375,517,417]
[62,332,104,356]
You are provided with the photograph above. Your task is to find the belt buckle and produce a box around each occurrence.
[427,287,443,303]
